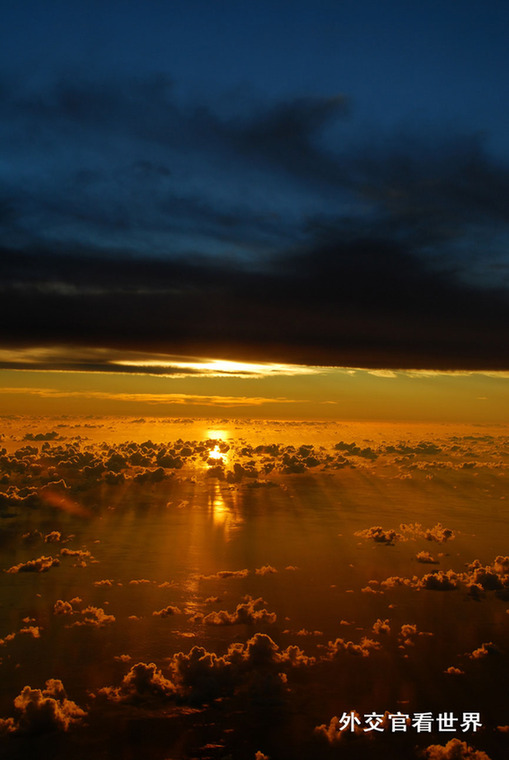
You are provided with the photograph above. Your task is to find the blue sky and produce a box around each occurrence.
[1,1,509,370]
[4,1,508,142]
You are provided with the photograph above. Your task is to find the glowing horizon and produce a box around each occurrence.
[0,361,509,423]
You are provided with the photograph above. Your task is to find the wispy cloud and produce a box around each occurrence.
[0,386,302,407]
[0,346,322,377]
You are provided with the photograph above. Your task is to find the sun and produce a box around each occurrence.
[204,428,231,466]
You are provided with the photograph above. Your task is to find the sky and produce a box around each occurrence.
[1,1,509,417]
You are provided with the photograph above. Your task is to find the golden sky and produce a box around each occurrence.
[1,361,508,423]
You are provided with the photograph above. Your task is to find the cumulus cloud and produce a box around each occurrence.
[295,629,323,637]
[354,526,402,545]
[198,569,250,580]
[416,551,439,564]
[0,679,86,735]
[467,642,499,660]
[6,555,60,573]
[382,570,460,592]
[71,606,115,628]
[381,556,509,598]
[398,623,432,647]
[19,626,41,638]
[99,633,313,708]
[372,618,390,635]
[356,523,455,547]
[423,524,455,543]
[494,556,509,573]
[3,434,507,514]
[255,565,277,575]
[153,605,182,617]
[98,662,176,704]
[24,431,61,441]
[53,600,74,615]
[60,548,95,567]
[380,575,415,589]
[201,596,276,626]
[419,571,460,591]
[401,523,455,543]
[114,654,132,663]
[323,637,381,659]
[0,487,40,510]
[44,531,61,543]
[170,633,313,704]
[314,712,366,744]
[464,558,509,597]
[422,738,492,759]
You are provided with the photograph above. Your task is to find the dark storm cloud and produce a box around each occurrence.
[2,240,509,370]
[0,74,345,253]
[233,93,350,188]
[1,73,348,181]
[2,73,509,369]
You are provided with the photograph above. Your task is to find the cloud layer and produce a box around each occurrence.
[1,74,509,369]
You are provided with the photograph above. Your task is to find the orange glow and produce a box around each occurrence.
[38,487,91,518]
[204,429,231,467]
[1,364,509,422]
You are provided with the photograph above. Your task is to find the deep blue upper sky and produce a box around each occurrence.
[4,0,508,142]
[1,1,509,369]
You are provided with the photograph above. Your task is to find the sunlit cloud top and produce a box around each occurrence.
[0,346,322,378]
[111,357,324,378]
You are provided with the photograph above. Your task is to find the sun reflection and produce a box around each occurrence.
[207,482,242,537]
[211,487,228,526]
